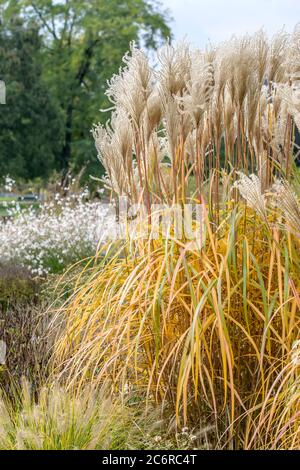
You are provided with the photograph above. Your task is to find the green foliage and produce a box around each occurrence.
[1,0,171,180]
[0,16,64,179]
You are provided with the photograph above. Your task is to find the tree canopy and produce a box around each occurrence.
[0,0,171,180]
[0,16,63,179]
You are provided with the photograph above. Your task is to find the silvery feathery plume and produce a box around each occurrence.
[259,83,289,166]
[285,23,300,84]
[211,94,223,149]
[177,49,215,127]
[162,96,191,161]
[106,42,152,127]
[143,131,165,184]
[276,82,300,132]
[244,33,267,141]
[251,83,268,157]
[272,85,283,117]
[270,179,300,237]
[143,90,162,141]
[92,122,124,195]
[162,97,180,160]
[256,87,281,168]
[157,41,191,99]
[233,172,268,220]
[92,110,133,196]
[253,30,269,85]
[268,30,288,84]
[199,117,211,160]
[110,109,134,179]
[223,88,237,156]
[185,129,197,165]
[269,97,290,164]
[224,35,255,110]
[244,33,267,146]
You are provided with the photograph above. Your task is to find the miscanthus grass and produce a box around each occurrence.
[35,26,300,448]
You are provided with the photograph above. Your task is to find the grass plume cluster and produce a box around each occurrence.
[92,25,300,207]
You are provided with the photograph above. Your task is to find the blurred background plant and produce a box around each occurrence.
[0,263,49,398]
[0,0,171,183]
[0,190,115,275]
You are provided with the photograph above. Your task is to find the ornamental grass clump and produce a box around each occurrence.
[0,380,128,450]
[52,27,300,449]
[52,201,300,447]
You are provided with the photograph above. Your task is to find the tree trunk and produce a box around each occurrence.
[60,39,98,185]
[61,100,73,183]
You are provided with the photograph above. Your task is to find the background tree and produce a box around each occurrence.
[0,15,63,180]
[1,0,171,181]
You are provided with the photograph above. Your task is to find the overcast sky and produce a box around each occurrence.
[162,0,300,47]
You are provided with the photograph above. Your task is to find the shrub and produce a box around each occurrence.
[0,264,50,395]
[0,263,39,308]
